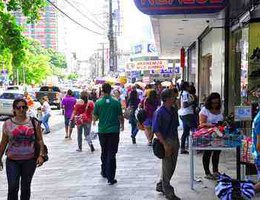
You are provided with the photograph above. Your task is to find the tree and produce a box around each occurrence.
[67,73,79,80]
[0,0,46,82]
[47,49,67,69]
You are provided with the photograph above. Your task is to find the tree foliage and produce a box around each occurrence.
[0,0,46,67]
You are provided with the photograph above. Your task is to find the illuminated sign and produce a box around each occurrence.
[133,0,228,15]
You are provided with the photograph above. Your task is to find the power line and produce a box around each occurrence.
[46,0,104,36]
[63,0,106,30]
[69,0,106,27]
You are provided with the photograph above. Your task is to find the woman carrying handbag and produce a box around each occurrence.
[0,98,46,200]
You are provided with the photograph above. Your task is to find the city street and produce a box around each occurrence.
[0,110,258,200]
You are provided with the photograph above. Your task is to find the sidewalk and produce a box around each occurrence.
[0,112,258,200]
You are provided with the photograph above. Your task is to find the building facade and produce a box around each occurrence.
[16,0,58,50]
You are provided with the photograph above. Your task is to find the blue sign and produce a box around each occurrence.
[134,44,143,54]
[133,0,228,15]
[147,44,156,53]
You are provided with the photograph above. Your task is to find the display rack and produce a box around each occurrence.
[189,134,242,190]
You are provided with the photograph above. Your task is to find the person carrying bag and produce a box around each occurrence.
[0,98,47,200]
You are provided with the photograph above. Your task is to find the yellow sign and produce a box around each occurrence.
[125,60,168,71]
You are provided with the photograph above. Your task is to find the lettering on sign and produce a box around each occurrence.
[134,0,227,15]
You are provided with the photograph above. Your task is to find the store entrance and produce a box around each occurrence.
[199,54,212,102]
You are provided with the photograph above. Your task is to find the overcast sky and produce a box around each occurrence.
[57,0,154,59]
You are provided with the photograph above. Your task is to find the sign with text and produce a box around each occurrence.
[133,0,228,15]
[234,106,252,121]
[125,60,168,71]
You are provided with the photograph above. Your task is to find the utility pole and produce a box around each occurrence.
[101,43,105,77]
[108,0,115,72]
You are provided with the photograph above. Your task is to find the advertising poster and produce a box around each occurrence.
[248,22,260,100]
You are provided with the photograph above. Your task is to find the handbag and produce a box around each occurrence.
[31,117,48,162]
[123,106,133,120]
[75,102,90,126]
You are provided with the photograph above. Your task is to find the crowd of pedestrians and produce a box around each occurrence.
[1,81,260,200]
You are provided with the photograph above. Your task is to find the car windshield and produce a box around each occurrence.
[40,86,60,92]
[0,93,24,99]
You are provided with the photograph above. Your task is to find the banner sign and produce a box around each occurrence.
[125,60,168,71]
[133,0,228,15]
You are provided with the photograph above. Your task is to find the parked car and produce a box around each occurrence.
[0,90,41,119]
[35,86,62,109]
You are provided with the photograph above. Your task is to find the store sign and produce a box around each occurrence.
[133,0,228,15]
[125,60,168,71]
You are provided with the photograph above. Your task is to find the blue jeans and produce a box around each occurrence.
[98,133,120,182]
[42,113,50,132]
[77,123,92,149]
[129,117,138,138]
[180,114,195,150]
[6,158,36,200]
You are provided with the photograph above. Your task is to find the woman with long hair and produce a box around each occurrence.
[178,81,195,154]
[143,89,160,145]
[199,92,223,180]
[0,98,45,200]
[71,91,95,152]
[127,88,140,144]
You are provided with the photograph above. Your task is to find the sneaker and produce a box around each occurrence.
[131,136,136,144]
[156,182,163,193]
[204,173,215,180]
[165,193,181,200]
[212,172,220,180]
[108,179,117,185]
[44,131,50,134]
[180,149,189,154]
[90,144,95,152]
[65,136,68,139]
[76,149,82,152]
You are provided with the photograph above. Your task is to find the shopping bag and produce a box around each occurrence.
[215,173,255,200]
[90,125,98,140]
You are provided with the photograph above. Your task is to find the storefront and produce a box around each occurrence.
[197,27,225,103]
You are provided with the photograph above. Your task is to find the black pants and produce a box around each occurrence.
[202,150,221,175]
[6,158,36,200]
[98,133,120,182]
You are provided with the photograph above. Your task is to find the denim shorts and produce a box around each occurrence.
[64,117,75,128]
[143,117,152,127]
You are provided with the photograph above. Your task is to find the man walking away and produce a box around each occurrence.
[152,89,181,200]
[93,83,124,185]
[62,89,76,139]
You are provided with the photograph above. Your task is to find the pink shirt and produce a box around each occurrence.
[3,118,36,160]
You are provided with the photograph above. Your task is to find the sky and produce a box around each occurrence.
[57,0,154,59]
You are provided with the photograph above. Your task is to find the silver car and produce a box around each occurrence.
[0,90,41,118]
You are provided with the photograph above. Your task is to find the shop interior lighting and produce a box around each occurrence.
[239,11,250,25]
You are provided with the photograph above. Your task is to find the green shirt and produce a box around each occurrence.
[94,96,122,133]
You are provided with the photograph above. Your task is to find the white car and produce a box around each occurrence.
[0,90,41,118]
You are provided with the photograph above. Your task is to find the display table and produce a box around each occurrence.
[189,136,241,190]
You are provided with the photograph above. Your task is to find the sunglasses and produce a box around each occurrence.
[15,105,28,110]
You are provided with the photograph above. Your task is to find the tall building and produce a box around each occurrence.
[16,0,58,50]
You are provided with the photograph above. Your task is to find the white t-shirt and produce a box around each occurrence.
[42,101,51,115]
[199,107,223,124]
[178,90,194,116]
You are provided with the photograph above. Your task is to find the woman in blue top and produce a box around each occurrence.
[252,87,260,193]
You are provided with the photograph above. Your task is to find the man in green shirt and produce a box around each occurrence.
[93,83,124,185]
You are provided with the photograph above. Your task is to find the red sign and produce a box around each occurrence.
[180,48,185,68]
[134,0,227,15]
